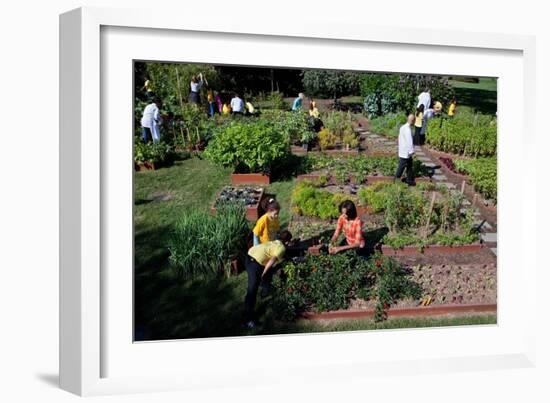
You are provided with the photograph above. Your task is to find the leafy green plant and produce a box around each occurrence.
[426,112,497,157]
[302,70,362,100]
[204,120,290,173]
[272,252,421,322]
[168,202,249,279]
[134,140,173,165]
[318,128,338,150]
[454,157,497,200]
[291,182,353,219]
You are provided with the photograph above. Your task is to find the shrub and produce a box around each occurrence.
[426,112,497,157]
[267,91,289,110]
[361,73,454,117]
[262,110,315,144]
[318,128,338,150]
[204,120,290,173]
[454,157,497,200]
[168,203,249,279]
[272,252,421,322]
[134,139,173,165]
[302,70,362,99]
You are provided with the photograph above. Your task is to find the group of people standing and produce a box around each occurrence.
[395,89,457,185]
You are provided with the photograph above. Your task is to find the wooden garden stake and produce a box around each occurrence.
[423,192,437,239]
[461,180,466,194]
[175,67,187,145]
[473,193,478,208]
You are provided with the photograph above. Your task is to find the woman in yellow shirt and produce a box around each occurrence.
[414,104,424,145]
[448,97,457,117]
[309,100,320,118]
[222,103,232,115]
[244,230,293,328]
[252,199,281,245]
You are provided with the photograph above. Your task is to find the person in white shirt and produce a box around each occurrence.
[394,114,416,186]
[417,89,431,112]
[230,94,245,114]
[189,73,207,104]
[140,98,163,143]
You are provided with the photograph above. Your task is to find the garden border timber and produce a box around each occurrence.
[231,173,271,185]
[380,243,485,256]
[210,187,265,221]
[301,303,497,321]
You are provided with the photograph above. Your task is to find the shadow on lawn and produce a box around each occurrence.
[454,87,497,115]
[135,274,249,341]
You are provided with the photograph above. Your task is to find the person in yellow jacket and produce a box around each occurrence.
[309,100,320,118]
[222,102,232,115]
[252,199,281,245]
[414,104,424,145]
[448,97,457,117]
[244,230,293,328]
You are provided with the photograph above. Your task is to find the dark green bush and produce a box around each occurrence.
[204,119,290,173]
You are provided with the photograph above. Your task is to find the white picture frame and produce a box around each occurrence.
[60,6,538,396]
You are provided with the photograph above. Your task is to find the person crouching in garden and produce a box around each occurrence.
[230,93,245,115]
[253,199,281,246]
[394,114,416,186]
[244,230,293,329]
[140,97,163,143]
[329,200,368,259]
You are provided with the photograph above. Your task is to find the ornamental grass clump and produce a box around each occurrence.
[168,202,249,280]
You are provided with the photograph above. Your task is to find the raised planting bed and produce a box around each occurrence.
[231,173,270,185]
[211,186,265,221]
[381,243,485,256]
[303,262,497,320]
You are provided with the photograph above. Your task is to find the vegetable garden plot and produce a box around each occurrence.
[289,180,483,255]
[296,153,432,185]
[210,186,265,221]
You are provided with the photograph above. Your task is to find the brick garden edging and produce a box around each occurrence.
[231,173,271,185]
[301,303,497,321]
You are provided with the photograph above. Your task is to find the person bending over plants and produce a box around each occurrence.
[329,200,368,259]
[252,199,281,246]
[244,230,293,329]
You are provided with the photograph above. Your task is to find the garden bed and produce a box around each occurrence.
[210,186,265,221]
[296,172,431,185]
[302,261,496,320]
[381,243,485,256]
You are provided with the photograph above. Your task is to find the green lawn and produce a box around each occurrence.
[134,155,496,341]
[449,77,497,115]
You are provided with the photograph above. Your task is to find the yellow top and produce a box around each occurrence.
[144,80,154,92]
[248,240,286,267]
[253,213,280,244]
[309,107,320,118]
[415,112,423,128]
[448,102,456,116]
[222,103,232,114]
[246,102,255,113]
[207,89,214,103]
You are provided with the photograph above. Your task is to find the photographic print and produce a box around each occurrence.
[133,62,497,341]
